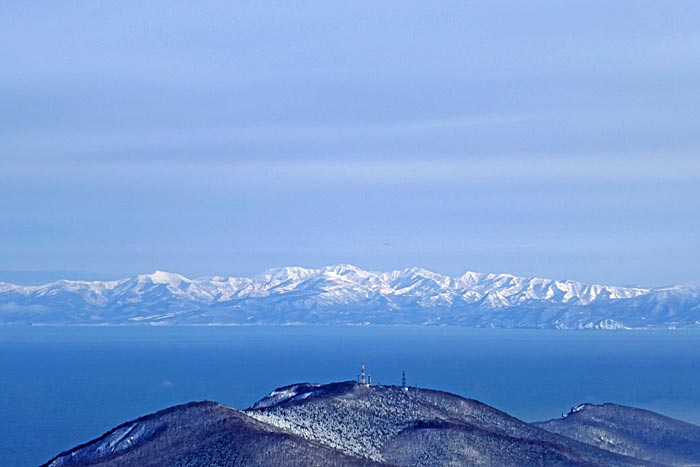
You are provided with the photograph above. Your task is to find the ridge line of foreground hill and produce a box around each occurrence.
[43,381,700,467]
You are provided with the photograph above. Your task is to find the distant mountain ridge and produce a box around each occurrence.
[1,264,699,328]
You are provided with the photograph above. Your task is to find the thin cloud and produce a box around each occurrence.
[4,153,699,188]
[1,113,542,159]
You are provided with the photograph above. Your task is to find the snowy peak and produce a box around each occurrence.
[0,264,697,329]
[139,270,189,286]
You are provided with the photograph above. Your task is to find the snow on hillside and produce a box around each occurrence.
[0,265,698,328]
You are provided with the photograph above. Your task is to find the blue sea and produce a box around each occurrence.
[2,326,699,467]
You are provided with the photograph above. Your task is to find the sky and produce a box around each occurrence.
[1,1,699,287]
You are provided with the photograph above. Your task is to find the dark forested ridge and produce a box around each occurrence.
[42,381,700,467]
[535,403,700,466]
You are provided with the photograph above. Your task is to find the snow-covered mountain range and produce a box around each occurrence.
[1,265,698,328]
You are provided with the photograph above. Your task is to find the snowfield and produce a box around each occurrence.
[1,264,698,328]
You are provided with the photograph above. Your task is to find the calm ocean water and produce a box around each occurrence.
[1,326,699,467]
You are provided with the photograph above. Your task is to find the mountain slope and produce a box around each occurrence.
[42,401,388,467]
[2,265,698,328]
[43,383,671,467]
[246,381,659,467]
[535,403,700,466]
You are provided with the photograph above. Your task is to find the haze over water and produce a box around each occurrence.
[3,326,699,467]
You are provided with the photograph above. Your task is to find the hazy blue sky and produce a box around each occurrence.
[1,1,699,286]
